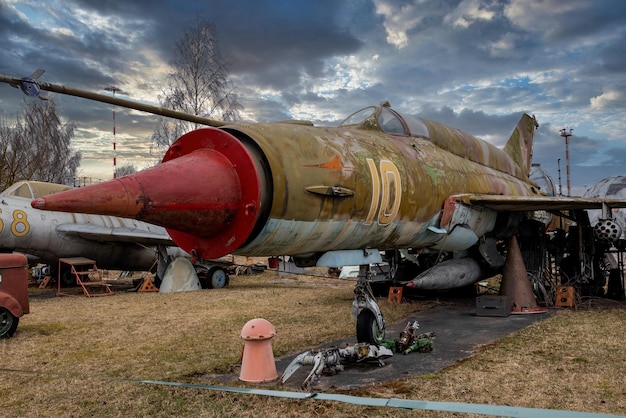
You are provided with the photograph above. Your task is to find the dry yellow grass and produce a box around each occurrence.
[1,271,625,417]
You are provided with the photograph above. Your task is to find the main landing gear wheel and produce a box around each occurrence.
[356,309,385,344]
[0,307,19,339]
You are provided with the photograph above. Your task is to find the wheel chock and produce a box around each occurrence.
[138,277,159,292]
[387,286,403,304]
[38,275,52,289]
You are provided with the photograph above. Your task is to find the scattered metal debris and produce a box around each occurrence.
[282,321,435,389]
[281,343,393,390]
[381,320,436,355]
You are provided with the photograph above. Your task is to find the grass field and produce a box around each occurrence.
[1,270,625,417]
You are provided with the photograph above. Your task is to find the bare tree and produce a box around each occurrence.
[115,163,137,177]
[0,98,81,191]
[150,18,242,151]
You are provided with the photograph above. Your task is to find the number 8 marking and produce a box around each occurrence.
[11,210,30,237]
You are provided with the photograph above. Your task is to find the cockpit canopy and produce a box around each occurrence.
[2,181,72,199]
[339,102,526,181]
[339,102,430,138]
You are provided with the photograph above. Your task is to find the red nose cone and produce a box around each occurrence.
[31,176,141,217]
[33,127,262,259]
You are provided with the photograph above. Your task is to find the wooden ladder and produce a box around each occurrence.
[57,257,114,297]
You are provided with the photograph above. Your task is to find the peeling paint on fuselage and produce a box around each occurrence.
[223,113,540,257]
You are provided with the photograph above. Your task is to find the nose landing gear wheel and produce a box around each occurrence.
[356,309,385,344]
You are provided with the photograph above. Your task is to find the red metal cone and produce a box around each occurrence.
[32,149,241,238]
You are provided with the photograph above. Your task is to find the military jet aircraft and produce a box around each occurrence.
[0,180,228,289]
[2,71,626,343]
[0,180,174,283]
[584,176,626,239]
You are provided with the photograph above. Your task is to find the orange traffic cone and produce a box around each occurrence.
[500,235,548,314]
[239,318,278,383]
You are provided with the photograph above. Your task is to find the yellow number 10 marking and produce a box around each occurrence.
[365,158,402,226]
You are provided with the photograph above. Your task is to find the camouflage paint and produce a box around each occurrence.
[31,105,543,260]
[219,111,540,257]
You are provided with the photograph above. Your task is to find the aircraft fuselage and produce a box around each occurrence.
[221,119,537,258]
[1,188,163,271]
[31,105,541,266]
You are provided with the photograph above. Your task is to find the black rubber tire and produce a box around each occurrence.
[356,309,384,344]
[0,307,19,339]
[60,270,75,287]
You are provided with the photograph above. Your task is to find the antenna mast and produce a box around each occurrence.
[104,86,128,178]
[560,128,573,197]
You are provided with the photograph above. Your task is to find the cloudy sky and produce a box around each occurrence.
[0,0,625,195]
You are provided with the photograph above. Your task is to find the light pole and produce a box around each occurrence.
[104,86,128,178]
[557,158,562,196]
[560,128,573,197]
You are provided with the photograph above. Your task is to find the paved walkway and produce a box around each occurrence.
[276,299,552,390]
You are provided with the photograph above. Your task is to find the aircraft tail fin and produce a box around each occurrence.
[503,114,538,179]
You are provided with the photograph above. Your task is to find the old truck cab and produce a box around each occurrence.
[0,253,29,338]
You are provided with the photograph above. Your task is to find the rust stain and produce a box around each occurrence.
[440,196,457,228]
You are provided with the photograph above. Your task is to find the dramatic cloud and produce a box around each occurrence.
[0,0,624,191]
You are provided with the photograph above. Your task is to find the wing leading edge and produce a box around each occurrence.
[56,224,176,246]
[453,194,626,213]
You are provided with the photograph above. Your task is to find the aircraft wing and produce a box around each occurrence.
[453,194,626,212]
[56,224,176,246]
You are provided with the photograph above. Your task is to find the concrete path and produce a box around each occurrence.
[276,299,552,390]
